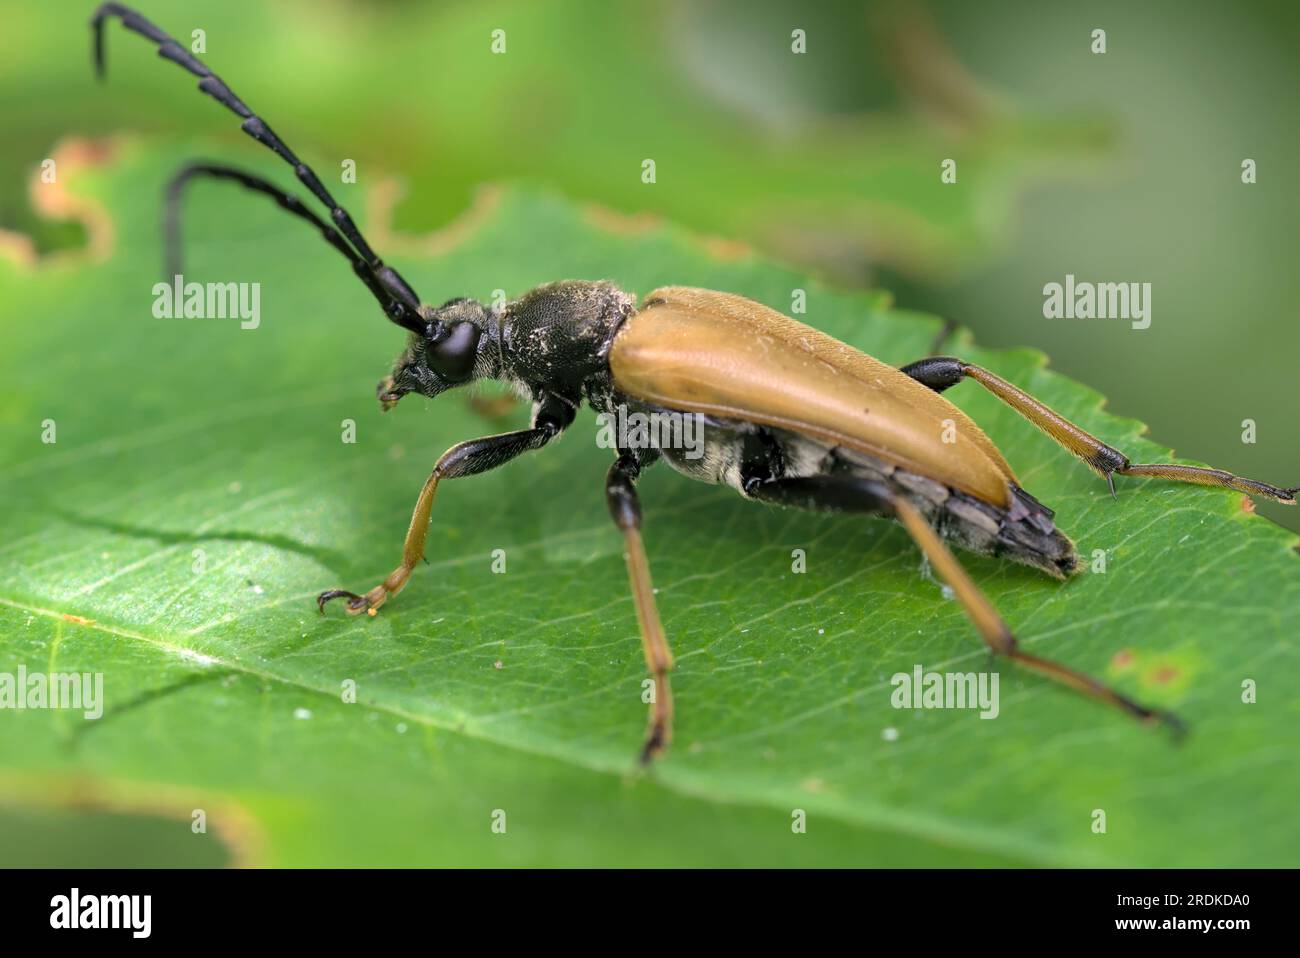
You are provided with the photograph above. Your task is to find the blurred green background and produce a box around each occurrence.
[0,0,1297,866]
[3,0,1295,529]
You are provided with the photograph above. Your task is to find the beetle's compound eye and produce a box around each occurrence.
[426,321,481,381]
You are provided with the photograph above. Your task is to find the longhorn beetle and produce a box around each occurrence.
[93,4,1297,762]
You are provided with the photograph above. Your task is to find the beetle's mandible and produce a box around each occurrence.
[92,3,1298,762]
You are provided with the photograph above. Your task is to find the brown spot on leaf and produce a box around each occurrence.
[582,203,661,235]
[367,180,503,257]
[0,772,266,867]
[1240,496,1256,514]
[701,235,755,261]
[0,230,37,267]
[1151,665,1180,685]
[60,613,95,626]
[0,136,124,270]
[583,202,755,260]
[1111,649,1135,669]
[467,391,522,419]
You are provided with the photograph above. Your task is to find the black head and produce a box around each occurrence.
[377,298,490,409]
[375,280,635,410]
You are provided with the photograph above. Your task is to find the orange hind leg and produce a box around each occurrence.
[900,357,1296,504]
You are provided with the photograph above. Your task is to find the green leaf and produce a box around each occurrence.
[0,140,1295,867]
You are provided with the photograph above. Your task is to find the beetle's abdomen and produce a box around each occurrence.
[610,287,1019,508]
[831,445,1078,579]
[641,411,1079,580]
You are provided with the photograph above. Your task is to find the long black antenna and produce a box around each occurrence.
[91,2,429,337]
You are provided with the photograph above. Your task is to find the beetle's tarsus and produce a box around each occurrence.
[317,589,366,614]
[639,723,668,765]
[1114,688,1187,741]
[1135,704,1188,742]
[1154,710,1189,743]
